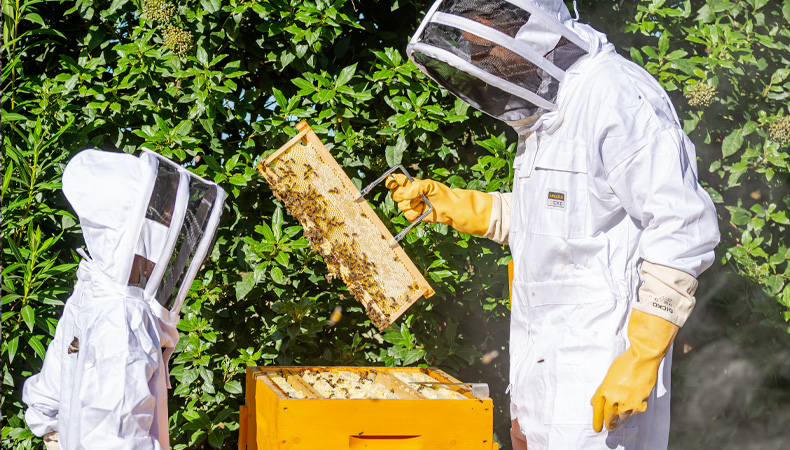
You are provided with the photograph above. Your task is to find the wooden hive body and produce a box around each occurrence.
[239,366,497,450]
[258,121,434,330]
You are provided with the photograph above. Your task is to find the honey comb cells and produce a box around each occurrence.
[259,122,434,330]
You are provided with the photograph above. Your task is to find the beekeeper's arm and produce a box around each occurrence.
[591,123,720,432]
[384,176,510,243]
[22,328,63,439]
[385,174,498,237]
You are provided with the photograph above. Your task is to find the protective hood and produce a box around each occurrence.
[407,0,590,123]
[63,149,225,318]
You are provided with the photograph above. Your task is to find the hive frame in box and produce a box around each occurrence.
[258,121,435,330]
[239,366,498,450]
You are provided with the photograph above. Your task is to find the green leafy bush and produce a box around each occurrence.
[2,1,512,448]
[3,1,789,449]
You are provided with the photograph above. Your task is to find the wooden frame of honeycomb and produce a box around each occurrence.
[258,121,435,330]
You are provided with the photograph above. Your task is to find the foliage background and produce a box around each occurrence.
[2,0,789,449]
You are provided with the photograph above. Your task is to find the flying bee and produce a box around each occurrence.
[327,305,343,326]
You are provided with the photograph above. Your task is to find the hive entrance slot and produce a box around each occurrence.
[349,435,424,450]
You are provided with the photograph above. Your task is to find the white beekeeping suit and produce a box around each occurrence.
[22,149,225,450]
[386,1,721,449]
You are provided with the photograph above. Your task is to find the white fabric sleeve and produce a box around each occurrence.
[605,128,720,278]
[22,313,67,437]
[633,261,698,327]
[485,192,511,245]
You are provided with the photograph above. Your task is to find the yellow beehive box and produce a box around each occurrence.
[239,366,497,450]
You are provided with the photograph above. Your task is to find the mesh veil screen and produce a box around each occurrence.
[129,162,180,289]
[437,0,530,37]
[545,36,588,71]
[421,23,549,97]
[412,0,588,121]
[155,180,218,309]
[413,52,542,122]
[146,163,180,226]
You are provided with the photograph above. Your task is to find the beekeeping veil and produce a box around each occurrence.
[63,148,225,341]
[407,0,590,125]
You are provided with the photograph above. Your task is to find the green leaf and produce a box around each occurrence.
[225,380,243,394]
[770,211,790,225]
[208,430,226,449]
[336,64,357,87]
[173,120,193,136]
[229,174,247,186]
[386,134,407,167]
[181,367,199,385]
[196,47,209,66]
[280,51,295,69]
[666,49,688,60]
[235,275,255,300]
[21,305,35,332]
[5,336,19,363]
[256,221,275,242]
[107,0,127,14]
[200,0,221,14]
[658,33,669,55]
[402,348,424,365]
[271,267,284,284]
[274,251,289,267]
[23,13,45,26]
[721,128,745,158]
[317,89,336,103]
[767,275,785,294]
[272,88,287,109]
[704,187,723,203]
[28,336,46,360]
[771,68,790,85]
[154,115,170,133]
[1,113,27,121]
[752,0,769,11]
[292,78,315,92]
[183,410,201,422]
[641,46,659,60]
[272,208,283,241]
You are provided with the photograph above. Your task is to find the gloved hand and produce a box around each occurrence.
[385,174,492,236]
[590,309,679,432]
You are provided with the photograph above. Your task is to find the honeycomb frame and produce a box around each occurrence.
[258,121,434,330]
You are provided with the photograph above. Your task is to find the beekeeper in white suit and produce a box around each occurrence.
[23,149,225,449]
[386,0,720,448]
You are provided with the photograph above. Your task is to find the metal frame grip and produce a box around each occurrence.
[356,165,434,248]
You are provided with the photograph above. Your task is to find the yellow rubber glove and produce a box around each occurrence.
[385,174,492,236]
[591,309,679,432]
